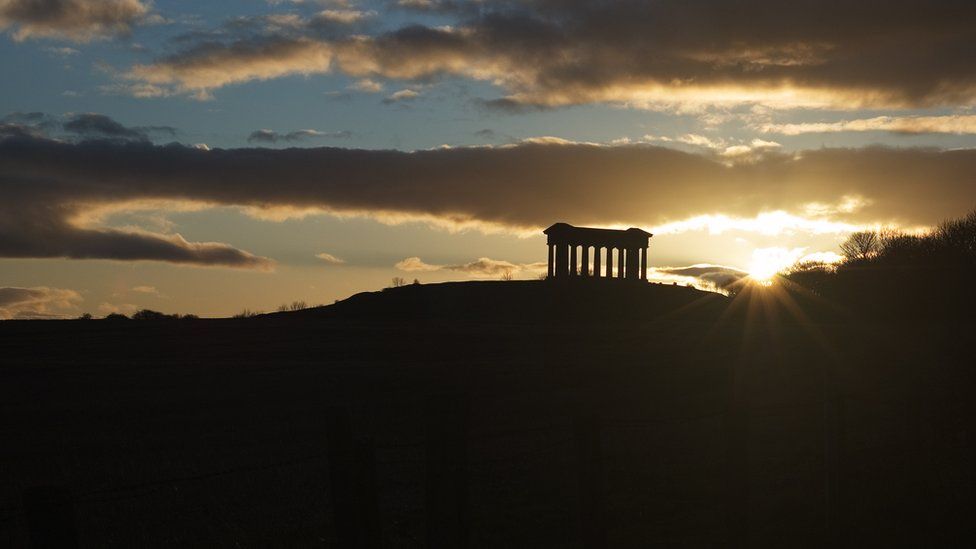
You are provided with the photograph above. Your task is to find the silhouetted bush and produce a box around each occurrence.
[104,313,129,321]
[132,309,173,321]
[784,209,976,321]
[77,313,93,320]
[233,309,261,319]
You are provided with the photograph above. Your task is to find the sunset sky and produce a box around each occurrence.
[2,0,976,318]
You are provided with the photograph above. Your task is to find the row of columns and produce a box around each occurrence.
[548,244,648,280]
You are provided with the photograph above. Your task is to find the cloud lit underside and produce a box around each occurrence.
[396,256,546,277]
[760,115,976,135]
[2,134,976,267]
[0,286,81,319]
[0,0,151,42]
[120,1,976,109]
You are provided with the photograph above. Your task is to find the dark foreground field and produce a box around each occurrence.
[2,281,974,547]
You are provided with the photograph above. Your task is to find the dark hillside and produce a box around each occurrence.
[1,281,974,547]
[286,280,728,322]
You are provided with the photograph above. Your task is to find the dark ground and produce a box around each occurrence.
[1,281,974,547]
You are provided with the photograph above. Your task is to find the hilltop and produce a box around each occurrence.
[284,280,728,322]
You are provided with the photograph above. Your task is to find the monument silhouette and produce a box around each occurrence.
[544,223,653,280]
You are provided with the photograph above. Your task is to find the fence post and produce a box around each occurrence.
[425,394,469,549]
[573,411,607,549]
[23,486,78,549]
[824,396,847,547]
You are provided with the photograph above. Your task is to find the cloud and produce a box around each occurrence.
[396,256,544,278]
[63,113,149,141]
[382,88,419,104]
[649,264,749,292]
[0,122,46,139]
[350,78,382,92]
[652,249,847,292]
[127,37,336,97]
[641,134,781,158]
[0,286,82,319]
[4,112,176,143]
[119,1,976,109]
[4,134,976,267]
[131,285,160,295]
[394,256,442,272]
[0,0,152,42]
[43,45,78,56]
[315,251,345,264]
[247,128,352,143]
[759,114,976,135]
[316,9,375,24]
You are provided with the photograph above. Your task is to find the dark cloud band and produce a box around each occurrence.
[2,133,976,267]
[0,0,151,42]
[125,0,976,108]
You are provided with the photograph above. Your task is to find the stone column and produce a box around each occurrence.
[555,242,568,278]
[641,246,648,280]
[570,244,578,276]
[593,247,602,278]
[547,244,554,278]
[606,247,614,278]
[581,245,590,276]
[618,248,625,278]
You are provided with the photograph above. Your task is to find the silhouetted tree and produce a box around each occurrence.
[132,309,171,320]
[839,231,880,260]
[277,301,308,312]
[77,313,93,320]
[784,208,976,321]
[391,277,406,288]
[104,313,129,321]
[934,210,976,263]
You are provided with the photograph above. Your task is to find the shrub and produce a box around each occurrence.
[784,208,976,321]
[132,309,172,321]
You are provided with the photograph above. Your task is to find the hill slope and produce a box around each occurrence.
[287,280,727,322]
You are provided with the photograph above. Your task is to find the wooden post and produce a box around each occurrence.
[824,397,847,547]
[574,411,607,549]
[425,394,469,549]
[23,486,78,549]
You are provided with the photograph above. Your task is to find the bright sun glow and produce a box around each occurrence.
[747,247,805,284]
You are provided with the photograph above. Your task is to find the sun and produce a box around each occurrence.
[747,247,802,285]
